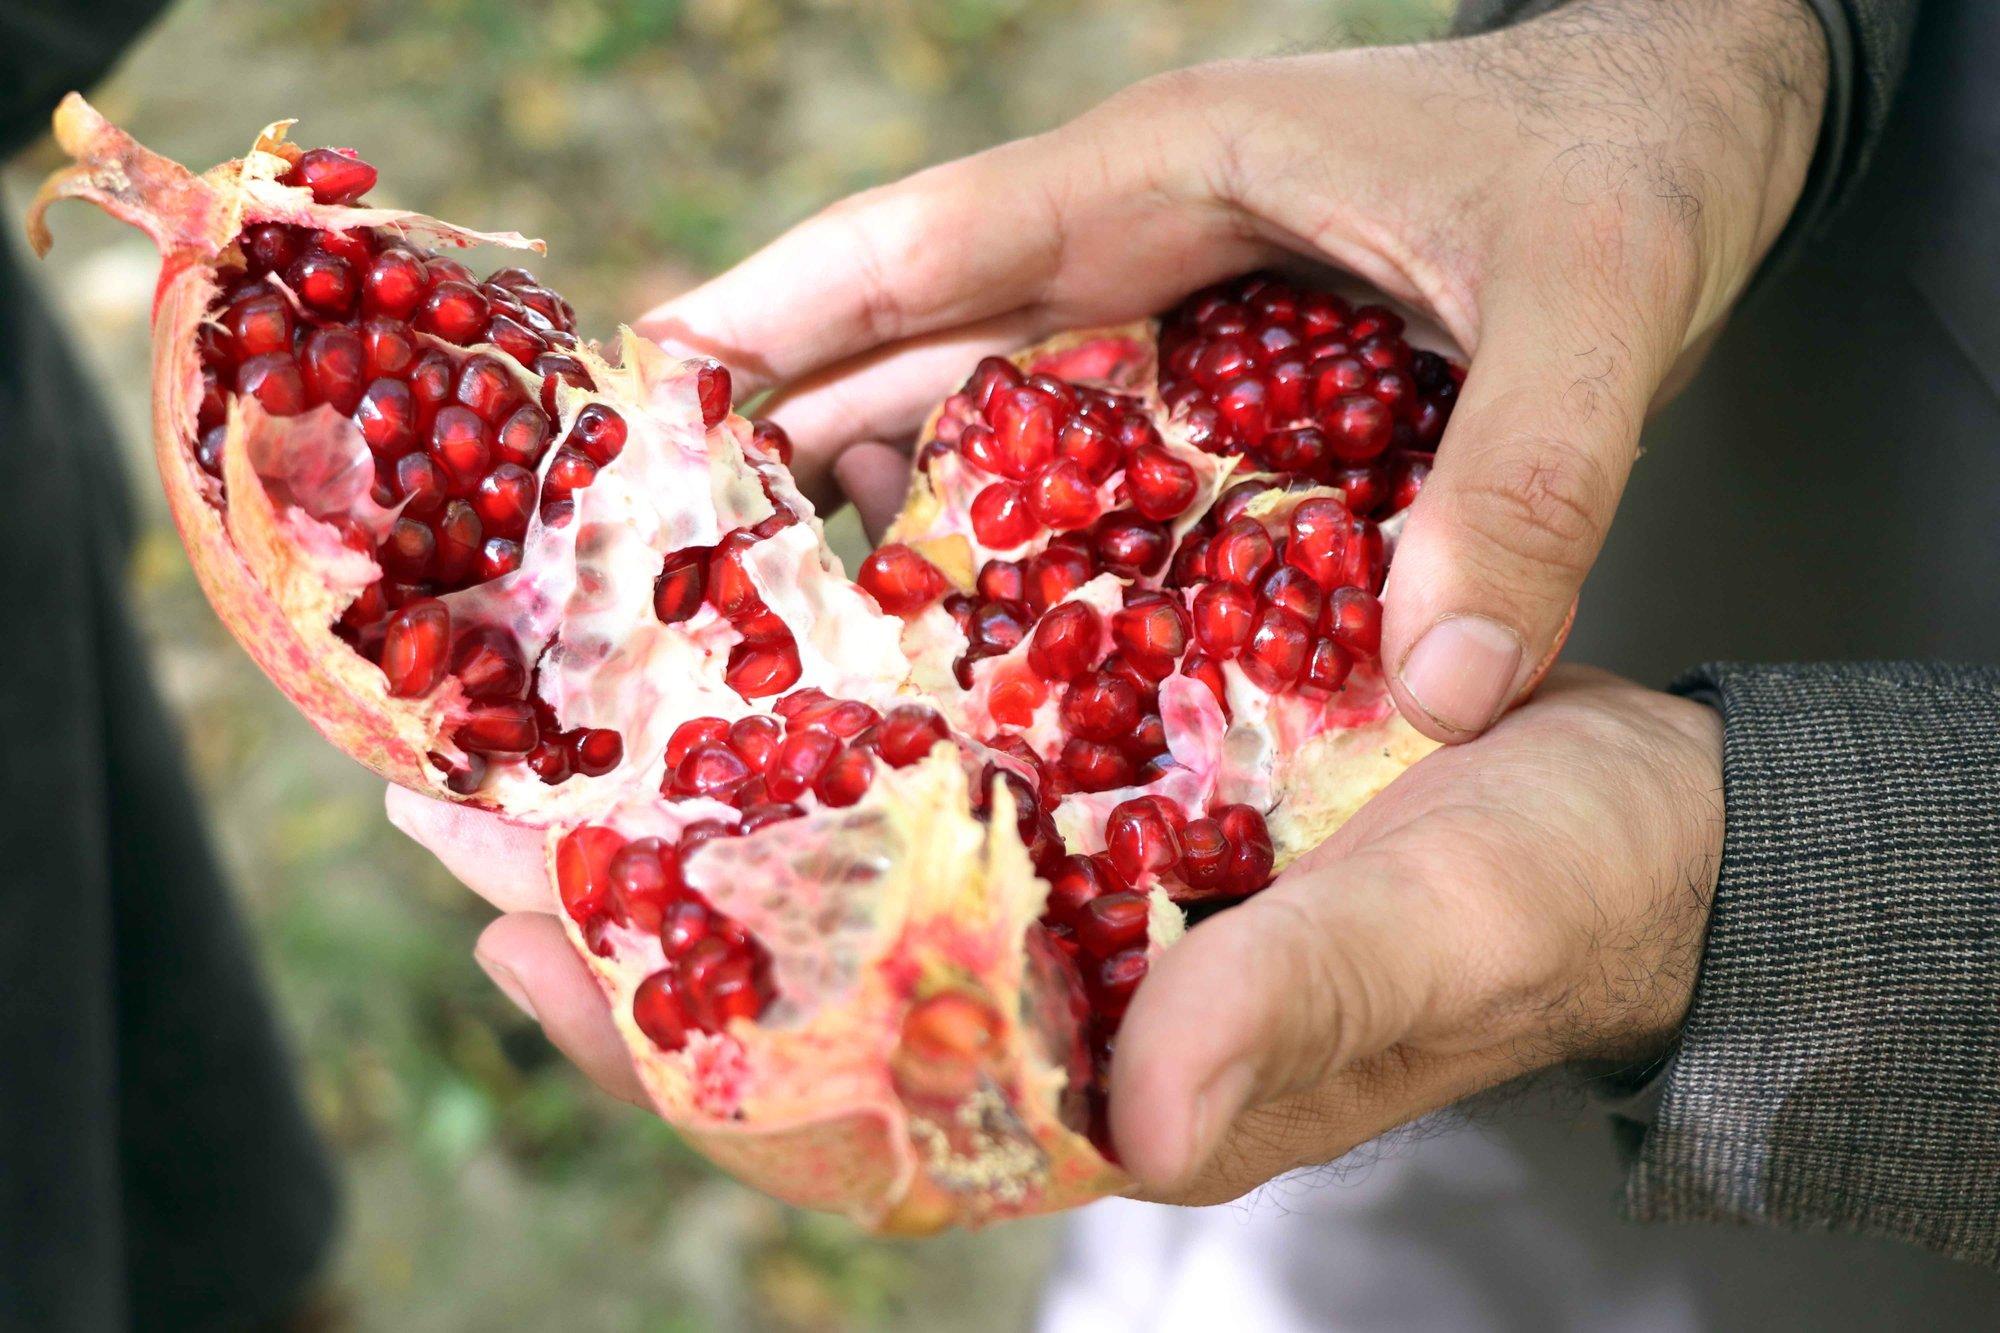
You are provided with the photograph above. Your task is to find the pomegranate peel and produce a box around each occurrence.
[29,99,1548,1230]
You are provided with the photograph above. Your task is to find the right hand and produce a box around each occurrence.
[638,0,1827,742]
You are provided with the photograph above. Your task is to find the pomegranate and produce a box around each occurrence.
[31,97,1476,1231]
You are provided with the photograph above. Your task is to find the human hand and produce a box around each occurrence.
[636,0,1826,742]
[1105,666,1723,1203]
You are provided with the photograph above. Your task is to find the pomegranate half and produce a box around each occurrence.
[31,96,1464,1231]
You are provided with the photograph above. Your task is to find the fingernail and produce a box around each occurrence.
[1398,615,1524,735]
[475,951,537,1021]
[1173,1060,1257,1186]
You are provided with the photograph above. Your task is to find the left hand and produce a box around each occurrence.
[1109,666,1723,1203]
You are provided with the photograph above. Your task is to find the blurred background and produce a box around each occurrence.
[8,1,1445,1327]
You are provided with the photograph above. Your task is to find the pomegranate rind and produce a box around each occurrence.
[560,754,1125,1230]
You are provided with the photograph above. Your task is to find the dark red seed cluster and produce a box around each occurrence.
[1157,272,1453,505]
[556,825,776,1052]
[938,356,1193,548]
[1167,484,1386,705]
[651,459,811,703]
[661,690,953,814]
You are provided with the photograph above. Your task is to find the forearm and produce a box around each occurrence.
[1627,662,2000,1268]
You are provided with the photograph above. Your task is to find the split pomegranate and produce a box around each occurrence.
[32,98,1492,1232]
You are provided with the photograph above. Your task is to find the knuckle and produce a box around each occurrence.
[1448,434,1617,581]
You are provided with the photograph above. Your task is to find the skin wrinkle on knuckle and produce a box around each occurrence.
[1444,435,1616,584]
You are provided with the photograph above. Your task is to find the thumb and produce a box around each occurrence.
[1107,854,1444,1193]
[1382,285,1654,741]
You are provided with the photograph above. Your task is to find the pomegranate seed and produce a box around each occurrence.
[408,351,453,418]
[1260,566,1325,627]
[659,900,713,957]
[1263,425,1328,473]
[967,599,1031,654]
[1180,652,1230,717]
[1240,606,1313,690]
[379,598,450,696]
[1046,855,1117,923]
[314,228,373,267]
[666,716,730,768]
[484,314,544,366]
[391,453,444,517]
[225,292,292,358]
[477,538,522,580]
[749,419,793,463]
[877,706,949,767]
[1176,818,1230,892]
[1327,393,1394,462]
[1111,595,1188,668]
[680,936,770,1031]
[633,970,691,1051]
[726,637,801,698]
[1386,450,1432,512]
[1092,511,1168,579]
[1328,587,1382,656]
[571,404,627,464]
[1304,637,1353,692]
[673,739,753,797]
[694,361,731,427]
[293,147,377,203]
[355,378,416,457]
[473,464,537,540]
[287,250,357,315]
[455,355,522,425]
[1106,798,1181,884]
[1025,544,1094,613]
[856,544,947,615]
[454,700,539,756]
[534,353,594,412]
[815,747,874,807]
[1060,672,1140,742]
[555,825,625,924]
[362,250,426,319]
[727,713,784,769]
[1059,417,1122,482]
[432,500,482,584]
[705,531,762,617]
[417,280,488,343]
[1026,458,1100,532]
[1215,804,1276,893]
[449,629,527,699]
[767,729,839,801]
[1125,444,1198,521]
[1210,517,1276,586]
[1075,892,1149,957]
[1059,737,1132,791]
[242,223,303,274]
[970,481,1037,549]
[495,403,552,469]
[543,450,597,502]
[378,516,435,579]
[357,318,417,381]
[195,426,227,477]
[1091,948,1148,1018]
[236,354,306,416]
[427,406,492,494]
[973,560,1023,604]
[568,729,623,777]
[654,550,707,623]
[1026,602,1100,682]
[1191,583,1255,656]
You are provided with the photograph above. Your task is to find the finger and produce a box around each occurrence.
[759,314,1037,503]
[475,913,650,1108]
[634,81,1259,392]
[1381,279,1656,742]
[1109,852,1449,1194]
[834,443,915,543]
[385,786,551,914]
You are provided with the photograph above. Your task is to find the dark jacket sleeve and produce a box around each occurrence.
[1455,0,1921,272]
[1623,663,2000,1268]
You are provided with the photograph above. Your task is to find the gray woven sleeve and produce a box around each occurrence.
[1625,662,2000,1268]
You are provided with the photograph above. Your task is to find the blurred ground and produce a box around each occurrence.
[8,1,1444,1328]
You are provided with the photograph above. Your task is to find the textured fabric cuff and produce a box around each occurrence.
[1625,663,2000,1269]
